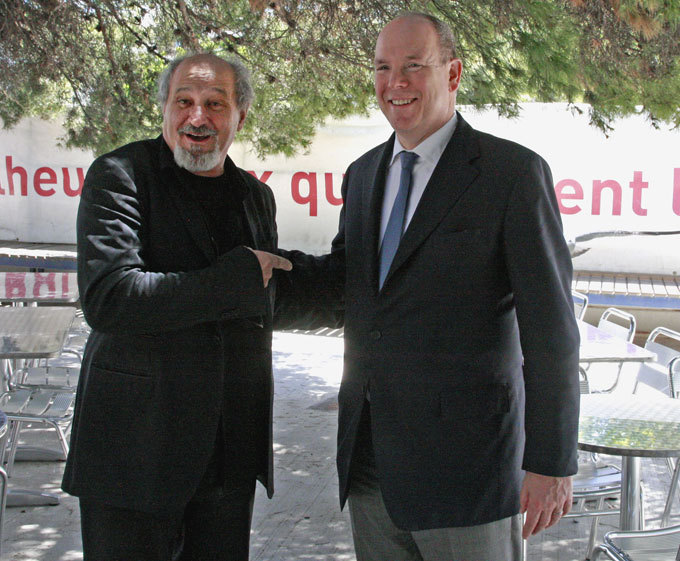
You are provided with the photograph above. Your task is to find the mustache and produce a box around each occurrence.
[178,125,217,136]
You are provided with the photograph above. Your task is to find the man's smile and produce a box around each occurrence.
[390,98,416,106]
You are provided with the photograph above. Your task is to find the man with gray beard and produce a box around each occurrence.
[62,53,295,560]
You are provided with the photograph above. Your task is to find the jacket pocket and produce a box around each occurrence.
[440,382,510,420]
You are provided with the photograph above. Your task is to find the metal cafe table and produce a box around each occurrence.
[579,393,680,531]
[578,319,656,364]
[0,272,78,304]
[0,306,76,363]
[0,305,76,506]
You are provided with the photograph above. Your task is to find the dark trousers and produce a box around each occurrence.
[79,463,256,561]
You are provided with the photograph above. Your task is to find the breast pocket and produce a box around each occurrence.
[434,226,484,241]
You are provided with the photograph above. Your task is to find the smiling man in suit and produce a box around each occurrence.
[331,12,581,560]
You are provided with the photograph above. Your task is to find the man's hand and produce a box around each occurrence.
[248,248,293,287]
[520,472,572,539]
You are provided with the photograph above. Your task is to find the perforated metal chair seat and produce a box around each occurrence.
[0,386,75,475]
[592,524,680,560]
[16,365,80,391]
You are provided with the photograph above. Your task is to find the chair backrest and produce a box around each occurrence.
[635,327,680,396]
[578,366,591,394]
[572,291,589,320]
[669,356,680,399]
[597,308,636,343]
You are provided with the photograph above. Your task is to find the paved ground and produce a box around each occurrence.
[1,330,679,560]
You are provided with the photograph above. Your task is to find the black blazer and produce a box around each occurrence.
[62,136,281,514]
[334,114,580,530]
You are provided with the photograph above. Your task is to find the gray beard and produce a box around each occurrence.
[173,144,222,174]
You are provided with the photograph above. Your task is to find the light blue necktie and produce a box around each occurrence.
[378,151,418,289]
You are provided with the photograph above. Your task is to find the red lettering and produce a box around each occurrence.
[291,172,318,216]
[554,179,583,215]
[247,170,273,184]
[61,273,70,299]
[6,156,28,196]
[33,273,56,297]
[324,173,343,206]
[592,179,622,216]
[34,166,57,196]
[674,168,680,216]
[629,171,648,216]
[63,167,85,197]
[4,273,26,298]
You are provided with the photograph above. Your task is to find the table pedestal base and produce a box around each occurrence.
[620,457,644,531]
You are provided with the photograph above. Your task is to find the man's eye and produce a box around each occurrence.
[375,65,389,72]
[406,63,423,72]
[177,99,190,107]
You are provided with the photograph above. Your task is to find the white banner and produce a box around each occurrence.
[1,104,678,256]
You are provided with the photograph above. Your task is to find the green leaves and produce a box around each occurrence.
[0,0,677,157]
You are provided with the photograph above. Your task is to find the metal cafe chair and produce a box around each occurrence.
[591,523,680,560]
[0,411,9,558]
[630,326,680,528]
[572,290,589,320]
[15,349,81,391]
[598,308,637,344]
[581,308,637,393]
[565,461,624,560]
[565,367,623,560]
[634,327,680,396]
[0,366,76,475]
[660,342,680,527]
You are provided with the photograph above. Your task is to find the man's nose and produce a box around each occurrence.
[187,105,207,125]
[387,68,408,88]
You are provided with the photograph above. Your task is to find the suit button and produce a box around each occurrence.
[370,330,382,340]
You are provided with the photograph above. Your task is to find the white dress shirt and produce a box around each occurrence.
[379,114,458,245]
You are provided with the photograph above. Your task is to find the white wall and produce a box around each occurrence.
[1,104,678,261]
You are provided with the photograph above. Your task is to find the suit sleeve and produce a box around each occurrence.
[272,172,347,330]
[503,154,580,477]
[77,154,267,336]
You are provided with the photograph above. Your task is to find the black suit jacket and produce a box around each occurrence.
[334,114,580,530]
[62,136,281,513]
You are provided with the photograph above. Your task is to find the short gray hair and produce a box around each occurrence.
[397,12,458,63]
[157,53,255,111]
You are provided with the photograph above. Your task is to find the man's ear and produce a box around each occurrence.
[448,59,463,93]
[237,108,248,131]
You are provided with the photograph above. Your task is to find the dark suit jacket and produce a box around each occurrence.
[62,136,280,514]
[334,114,580,530]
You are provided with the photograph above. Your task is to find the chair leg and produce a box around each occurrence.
[0,466,7,557]
[586,498,604,560]
[663,459,680,527]
[591,544,622,561]
[5,420,22,477]
[47,420,71,458]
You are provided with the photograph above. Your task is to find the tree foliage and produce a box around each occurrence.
[0,0,678,157]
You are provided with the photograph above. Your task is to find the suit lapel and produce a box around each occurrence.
[362,137,396,291]
[382,116,480,287]
[240,196,258,249]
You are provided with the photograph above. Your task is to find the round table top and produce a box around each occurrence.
[579,393,680,457]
